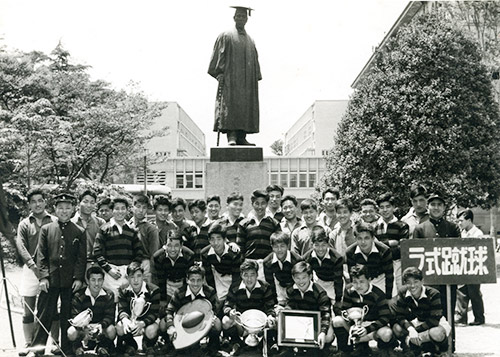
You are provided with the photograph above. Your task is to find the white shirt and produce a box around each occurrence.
[208,244,230,263]
[84,287,107,306]
[293,281,314,299]
[462,224,483,238]
[239,280,261,299]
[272,251,292,270]
[185,286,206,300]
[355,242,379,261]
[377,216,398,234]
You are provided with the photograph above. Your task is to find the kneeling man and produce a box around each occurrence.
[392,267,451,355]
[282,261,335,354]
[68,266,116,356]
[116,262,160,356]
[164,265,222,354]
[332,264,394,356]
[222,259,277,356]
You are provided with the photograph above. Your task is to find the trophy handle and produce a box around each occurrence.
[87,308,93,320]
[341,310,349,321]
[139,301,152,318]
[362,305,369,316]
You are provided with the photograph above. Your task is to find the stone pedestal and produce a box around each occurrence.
[206,147,267,213]
[210,146,263,162]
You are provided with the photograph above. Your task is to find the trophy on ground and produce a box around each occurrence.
[233,309,269,356]
[341,306,369,346]
[69,308,101,348]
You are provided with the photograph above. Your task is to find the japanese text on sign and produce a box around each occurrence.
[401,238,497,285]
[408,246,489,276]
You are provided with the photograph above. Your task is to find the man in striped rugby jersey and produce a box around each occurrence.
[68,266,116,356]
[392,267,451,356]
[237,190,281,280]
[332,264,395,356]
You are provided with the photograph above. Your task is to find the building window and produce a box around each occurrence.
[176,174,184,189]
[309,173,316,188]
[290,173,298,188]
[322,149,330,156]
[176,171,204,189]
[155,151,170,157]
[299,173,307,187]
[280,173,288,188]
[270,173,278,185]
[195,173,203,188]
[186,174,194,188]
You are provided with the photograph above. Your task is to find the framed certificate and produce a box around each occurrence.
[277,310,321,348]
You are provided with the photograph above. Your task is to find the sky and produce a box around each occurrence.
[0,0,409,155]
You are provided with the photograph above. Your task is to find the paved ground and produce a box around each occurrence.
[1,256,499,357]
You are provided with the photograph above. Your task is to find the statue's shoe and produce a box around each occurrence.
[236,138,256,146]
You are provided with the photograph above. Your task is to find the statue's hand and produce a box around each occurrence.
[217,74,224,82]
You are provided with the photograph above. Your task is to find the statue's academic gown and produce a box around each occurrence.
[208,27,261,134]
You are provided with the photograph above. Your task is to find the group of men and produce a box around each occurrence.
[15,183,485,357]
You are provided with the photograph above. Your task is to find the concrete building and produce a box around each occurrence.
[283,100,348,157]
[141,156,326,201]
[144,102,206,159]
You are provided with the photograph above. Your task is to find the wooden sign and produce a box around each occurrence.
[401,238,497,285]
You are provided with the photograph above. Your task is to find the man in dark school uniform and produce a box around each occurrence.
[28,193,86,356]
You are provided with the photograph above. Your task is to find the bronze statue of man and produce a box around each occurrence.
[208,6,262,146]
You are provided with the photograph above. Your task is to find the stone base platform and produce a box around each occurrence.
[206,147,266,213]
[210,146,263,162]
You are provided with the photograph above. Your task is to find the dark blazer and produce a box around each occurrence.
[37,220,86,288]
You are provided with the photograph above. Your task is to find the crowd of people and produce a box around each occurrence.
[14,183,486,357]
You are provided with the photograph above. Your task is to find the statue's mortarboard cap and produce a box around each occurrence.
[230,6,253,16]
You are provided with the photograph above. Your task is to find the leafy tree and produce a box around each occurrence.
[0,45,163,190]
[441,1,500,69]
[322,13,500,210]
[0,44,162,255]
[270,139,284,156]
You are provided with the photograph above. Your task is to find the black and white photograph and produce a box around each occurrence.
[0,1,499,356]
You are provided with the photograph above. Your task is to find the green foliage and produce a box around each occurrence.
[0,45,163,190]
[270,139,284,156]
[441,1,500,68]
[0,44,162,258]
[323,13,500,209]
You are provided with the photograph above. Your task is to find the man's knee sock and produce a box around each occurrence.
[421,341,437,353]
[117,334,137,351]
[22,322,35,345]
[143,335,157,349]
[208,329,221,350]
[50,319,60,343]
[433,337,449,352]
[377,335,397,350]
[226,326,242,345]
[97,335,115,351]
[333,327,351,352]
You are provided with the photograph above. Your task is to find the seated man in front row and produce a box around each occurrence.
[332,264,394,356]
[392,267,451,356]
[223,259,277,356]
[281,261,335,355]
[116,262,160,356]
[68,266,116,356]
[164,265,222,355]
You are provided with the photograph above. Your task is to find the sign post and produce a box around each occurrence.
[401,238,497,355]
